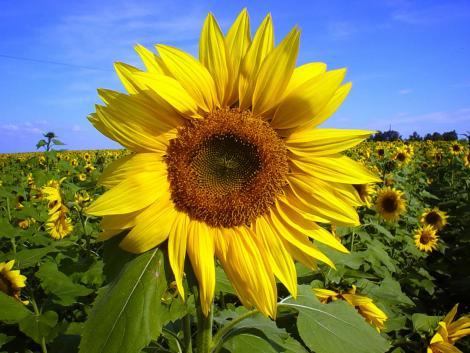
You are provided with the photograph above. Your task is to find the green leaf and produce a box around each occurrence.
[0,292,31,323]
[52,138,65,145]
[79,248,168,353]
[412,314,441,334]
[10,246,59,269]
[36,261,93,306]
[215,266,236,295]
[280,285,390,353]
[36,139,47,149]
[19,311,59,344]
[0,333,14,348]
[216,308,307,353]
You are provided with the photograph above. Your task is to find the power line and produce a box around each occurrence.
[0,53,112,72]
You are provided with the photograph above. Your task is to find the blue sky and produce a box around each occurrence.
[0,0,469,152]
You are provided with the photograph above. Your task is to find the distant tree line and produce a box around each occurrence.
[369,129,464,142]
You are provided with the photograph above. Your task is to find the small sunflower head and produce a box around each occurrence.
[393,148,410,164]
[420,208,448,231]
[375,187,406,222]
[450,143,463,155]
[353,183,376,207]
[0,260,27,302]
[414,225,439,253]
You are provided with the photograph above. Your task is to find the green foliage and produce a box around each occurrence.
[79,248,168,353]
[281,286,390,353]
[0,142,469,353]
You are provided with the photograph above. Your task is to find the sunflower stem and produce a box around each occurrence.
[182,313,193,353]
[196,301,213,353]
[211,309,258,353]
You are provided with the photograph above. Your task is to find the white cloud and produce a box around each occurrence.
[398,88,412,95]
[0,122,43,134]
[72,124,83,132]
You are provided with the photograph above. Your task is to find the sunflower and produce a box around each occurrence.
[414,225,439,253]
[420,208,448,231]
[464,152,470,167]
[353,183,376,208]
[393,148,410,164]
[341,286,388,332]
[427,304,470,353]
[450,143,463,155]
[375,187,406,222]
[0,260,27,302]
[313,286,387,332]
[86,10,379,318]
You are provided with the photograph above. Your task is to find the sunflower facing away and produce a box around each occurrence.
[414,225,439,253]
[86,9,380,317]
[420,207,448,231]
[375,187,406,222]
[427,304,470,353]
[0,260,27,302]
[313,286,388,332]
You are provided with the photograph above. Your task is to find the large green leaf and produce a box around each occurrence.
[216,308,307,353]
[280,285,390,353]
[19,310,59,344]
[36,261,93,306]
[79,248,168,353]
[412,314,441,334]
[0,292,31,323]
[9,246,59,269]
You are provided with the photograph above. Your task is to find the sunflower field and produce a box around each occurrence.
[2,9,470,353]
[0,141,469,353]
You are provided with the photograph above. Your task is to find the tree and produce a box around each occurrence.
[408,131,422,141]
[36,132,65,151]
[441,130,458,141]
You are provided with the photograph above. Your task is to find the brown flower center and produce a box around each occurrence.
[425,211,441,225]
[166,108,288,228]
[382,195,398,213]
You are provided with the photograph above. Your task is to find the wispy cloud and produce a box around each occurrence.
[364,108,470,135]
[38,1,208,67]
[391,2,470,25]
[0,121,47,135]
[398,88,412,95]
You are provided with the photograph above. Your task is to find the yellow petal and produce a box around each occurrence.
[443,304,459,325]
[187,221,216,316]
[168,212,191,298]
[93,91,177,153]
[290,154,381,184]
[200,13,230,105]
[285,62,327,95]
[119,194,176,253]
[100,210,140,231]
[134,44,169,75]
[225,8,251,106]
[269,206,335,268]
[255,216,297,297]
[286,129,374,156]
[252,27,300,117]
[286,175,360,226]
[276,197,349,253]
[129,71,200,118]
[86,172,167,216]
[218,227,277,318]
[99,153,166,188]
[282,82,352,136]
[271,69,346,130]
[238,14,274,110]
[157,44,218,112]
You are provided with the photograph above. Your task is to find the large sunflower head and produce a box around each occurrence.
[414,225,439,253]
[0,260,27,301]
[86,9,380,318]
[375,187,406,222]
[450,143,463,155]
[420,207,448,231]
